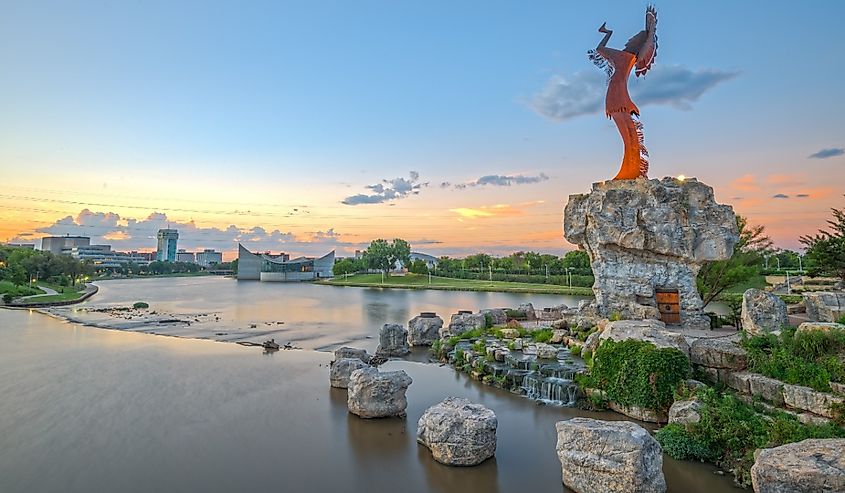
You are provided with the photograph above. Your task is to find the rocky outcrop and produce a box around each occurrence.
[518,303,537,320]
[330,357,369,388]
[407,314,443,346]
[376,323,410,356]
[479,308,507,325]
[334,346,371,364]
[555,418,666,493]
[796,321,845,334]
[564,178,738,330]
[741,289,788,335]
[689,337,747,370]
[598,319,690,355]
[751,439,845,493]
[416,397,497,466]
[668,399,702,425]
[442,312,486,339]
[783,384,844,419]
[803,292,845,323]
[537,304,568,321]
[347,367,412,418]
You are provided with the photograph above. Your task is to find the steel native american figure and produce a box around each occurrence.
[589,6,657,180]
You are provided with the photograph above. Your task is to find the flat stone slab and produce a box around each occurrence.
[751,439,845,493]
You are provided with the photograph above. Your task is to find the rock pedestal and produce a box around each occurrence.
[407,314,443,346]
[597,319,690,355]
[564,178,738,330]
[741,288,788,334]
[347,367,413,418]
[376,323,410,356]
[555,417,666,493]
[416,397,498,466]
[751,439,845,493]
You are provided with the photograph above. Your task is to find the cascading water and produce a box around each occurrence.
[521,363,580,406]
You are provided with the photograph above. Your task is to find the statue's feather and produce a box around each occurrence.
[634,7,658,77]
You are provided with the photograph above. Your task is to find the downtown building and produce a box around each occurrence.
[156,229,179,262]
[237,244,333,281]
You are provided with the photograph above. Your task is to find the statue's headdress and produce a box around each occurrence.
[625,5,658,77]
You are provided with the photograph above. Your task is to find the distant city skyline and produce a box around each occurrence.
[2,1,843,257]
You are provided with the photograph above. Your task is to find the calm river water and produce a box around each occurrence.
[0,278,742,492]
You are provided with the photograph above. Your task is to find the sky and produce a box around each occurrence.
[1,1,843,260]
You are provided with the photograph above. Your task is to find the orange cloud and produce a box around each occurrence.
[730,174,758,192]
[449,204,525,219]
[766,174,805,187]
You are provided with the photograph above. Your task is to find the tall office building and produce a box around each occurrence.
[195,249,223,267]
[156,229,179,262]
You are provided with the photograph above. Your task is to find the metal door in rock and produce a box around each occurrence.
[656,289,681,325]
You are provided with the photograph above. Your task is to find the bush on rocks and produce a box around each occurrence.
[579,339,689,412]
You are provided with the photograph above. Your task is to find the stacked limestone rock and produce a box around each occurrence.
[329,347,372,389]
[751,439,845,493]
[407,313,443,346]
[741,288,788,334]
[564,178,739,330]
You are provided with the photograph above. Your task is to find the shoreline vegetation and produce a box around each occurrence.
[317,273,594,296]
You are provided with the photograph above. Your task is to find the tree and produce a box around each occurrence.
[697,215,773,305]
[800,199,845,279]
[363,238,411,276]
[392,238,411,270]
[333,258,358,276]
[562,250,591,270]
[409,259,429,274]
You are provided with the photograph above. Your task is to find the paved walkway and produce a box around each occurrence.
[17,285,58,301]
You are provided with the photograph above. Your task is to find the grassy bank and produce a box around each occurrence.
[318,273,593,296]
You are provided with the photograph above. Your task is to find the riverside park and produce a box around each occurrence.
[2,3,845,493]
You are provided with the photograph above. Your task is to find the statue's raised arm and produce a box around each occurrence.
[588,6,658,180]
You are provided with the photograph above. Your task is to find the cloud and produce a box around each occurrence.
[452,173,549,190]
[27,210,357,257]
[766,174,805,187]
[772,194,789,199]
[342,171,425,205]
[809,148,844,159]
[796,194,809,198]
[530,64,738,121]
[731,174,758,192]
[449,202,543,220]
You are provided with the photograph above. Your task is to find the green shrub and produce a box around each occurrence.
[838,314,845,325]
[454,348,465,365]
[483,313,493,329]
[471,339,486,353]
[431,339,444,359]
[505,309,527,320]
[133,301,149,309]
[569,344,582,357]
[657,387,845,487]
[2,293,12,303]
[655,423,714,461]
[582,339,689,411]
[742,327,845,391]
[609,311,622,322]
[531,328,553,343]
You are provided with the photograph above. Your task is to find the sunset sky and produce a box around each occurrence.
[2,1,843,260]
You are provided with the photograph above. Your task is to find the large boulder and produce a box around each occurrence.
[741,289,788,335]
[555,418,666,493]
[517,303,537,320]
[751,439,845,493]
[334,346,371,363]
[376,323,410,356]
[536,343,559,360]
[598,319,690,355]
[803,292,845,323]
[329,357,369,388]
[564,178,738,330]
[479,308,507,325]
[416,397,497,466]
[407,314,443,346]
[668,399,702,425]
[347,366,412,418]
[441,312,486,339]
[689,337,747,370]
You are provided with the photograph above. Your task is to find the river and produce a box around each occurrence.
[0,278,741,492]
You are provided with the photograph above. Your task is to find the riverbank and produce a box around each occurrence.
[0,308,739,493]
[318,273,594,296]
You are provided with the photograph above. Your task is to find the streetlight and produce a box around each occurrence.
[545,264,549,281]
[798,255,803,273]
[776,257,781,271]
[565,267,572,290]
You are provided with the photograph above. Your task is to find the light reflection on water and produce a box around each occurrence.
[54,277,591,352]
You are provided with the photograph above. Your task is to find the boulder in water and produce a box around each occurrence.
[416,397,497,466]
[376,323,410,356]
[347,366,412,418]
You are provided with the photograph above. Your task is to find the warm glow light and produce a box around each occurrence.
[677,175,686,182]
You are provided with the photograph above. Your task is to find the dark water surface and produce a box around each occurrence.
[0,307,741,493]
